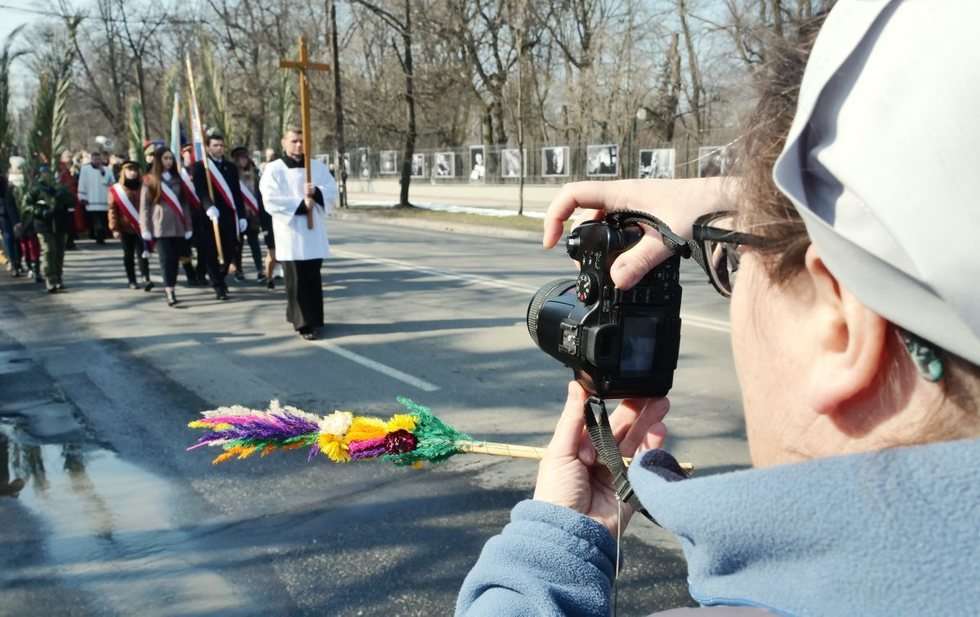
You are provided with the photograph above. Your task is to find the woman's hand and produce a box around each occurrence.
[543,178,735,290]
[533,382,669,536]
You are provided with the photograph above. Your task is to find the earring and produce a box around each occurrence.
[900,330,944,382]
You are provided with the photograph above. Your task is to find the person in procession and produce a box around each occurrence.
[108,160,153,291]
[259,126,338,340]
[57,150,80,250]
[179,144,204,286]
[457,2,980,616]
[231,145,265,282]
[76,150,114,244]
[0,171,23,277]
[140,148,192,307]
[190,131,247,300]
[7,157,41,283]
[20,159,74,293]
[259,176,277,291]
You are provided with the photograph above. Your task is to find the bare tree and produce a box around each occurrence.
[113,0,170,141]
[349,0,417,207]
[328,0,348,207]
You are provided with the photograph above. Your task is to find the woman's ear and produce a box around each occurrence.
[802,245,889,417]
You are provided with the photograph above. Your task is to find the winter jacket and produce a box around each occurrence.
[457,437,980,616]
[139,172,191,239]
[0,177,19,229]
[107,183,142,236]
[20,175,74,235]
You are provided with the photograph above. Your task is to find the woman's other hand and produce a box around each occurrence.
[533,382,669,536]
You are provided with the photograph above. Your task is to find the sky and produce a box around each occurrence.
[1,1,53,106]
[0,1,40,42]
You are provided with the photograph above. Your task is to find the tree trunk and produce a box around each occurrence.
[482,106,494,146]
[330,0,348,207]
[135,58,148,145]
[770,0,784,38]
[516,0,526,216]
[398,0,415,208]
[678,0,703,140]
[491,98,508,145]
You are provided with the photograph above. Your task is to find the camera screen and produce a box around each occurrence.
[620,316,656,375]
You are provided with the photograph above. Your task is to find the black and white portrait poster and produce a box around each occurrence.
[380,150,399,175]
[542,146,569,177]
[639,149,675,179]
[434,152,455,177]
[501,148,526,178]
[411,153,426,178]
[698,146,725,178]
[586,144,619,176]
[356,148,371,179]
[469,146,486,181]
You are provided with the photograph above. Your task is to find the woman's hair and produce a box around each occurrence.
[737,15,979,436]
[144,148,175,205]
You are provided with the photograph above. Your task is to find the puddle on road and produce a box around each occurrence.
[0,419,246,615]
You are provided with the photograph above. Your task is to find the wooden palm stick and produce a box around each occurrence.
[455,440,693,474]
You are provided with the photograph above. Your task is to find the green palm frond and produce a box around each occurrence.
[0,24,27,175]
[128,98,145,161]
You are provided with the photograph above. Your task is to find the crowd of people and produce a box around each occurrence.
[0,126,338,340]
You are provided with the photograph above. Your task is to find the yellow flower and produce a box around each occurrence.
[344,416,387,442]
[318,433,350,463]
[386,414,416,433]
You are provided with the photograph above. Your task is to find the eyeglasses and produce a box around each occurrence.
[689,210,773,298]
[608,209,772,298]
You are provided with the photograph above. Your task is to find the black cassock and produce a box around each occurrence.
[283,258,323,332]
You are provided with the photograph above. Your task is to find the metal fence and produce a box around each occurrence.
[316,130,741,185]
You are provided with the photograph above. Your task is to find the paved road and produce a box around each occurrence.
[0,218,747,616]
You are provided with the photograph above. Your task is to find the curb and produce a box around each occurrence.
[329,210,542,243]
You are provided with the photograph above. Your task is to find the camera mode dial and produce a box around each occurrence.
[576,272,598,304]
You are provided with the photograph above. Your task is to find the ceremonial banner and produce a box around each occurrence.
[170,92,181,159]
[189,96,206,164]
[240,181,259,216]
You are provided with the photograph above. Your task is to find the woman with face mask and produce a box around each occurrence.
[108,161,153,291]
[457,2,980,615]
[140,148,192,307]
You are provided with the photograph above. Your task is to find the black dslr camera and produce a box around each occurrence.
[527,213,683,399]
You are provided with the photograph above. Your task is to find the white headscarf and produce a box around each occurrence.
[773,0,980,365]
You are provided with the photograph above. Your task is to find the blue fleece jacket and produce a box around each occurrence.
[456,437,980,616]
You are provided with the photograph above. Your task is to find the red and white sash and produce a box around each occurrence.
[179,167,200,208]
[159,180,188,225]
[207,158,240,231]
[109,184,142,234]
[240,180,259,216]
[207,159,236,212]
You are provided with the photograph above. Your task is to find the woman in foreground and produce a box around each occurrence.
[457,2,979,615]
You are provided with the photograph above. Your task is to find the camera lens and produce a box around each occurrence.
[526,278,577,347]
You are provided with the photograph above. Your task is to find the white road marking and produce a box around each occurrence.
[314,339,440,392]
[332,248,732,333]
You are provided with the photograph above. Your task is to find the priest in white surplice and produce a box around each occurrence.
[259,127,339,340]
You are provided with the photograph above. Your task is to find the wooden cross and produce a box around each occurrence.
[280,36,330,229]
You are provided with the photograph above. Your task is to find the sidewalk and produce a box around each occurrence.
[346,178,560,216]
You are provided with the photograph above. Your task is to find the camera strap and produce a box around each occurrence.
[584,396,654,523]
